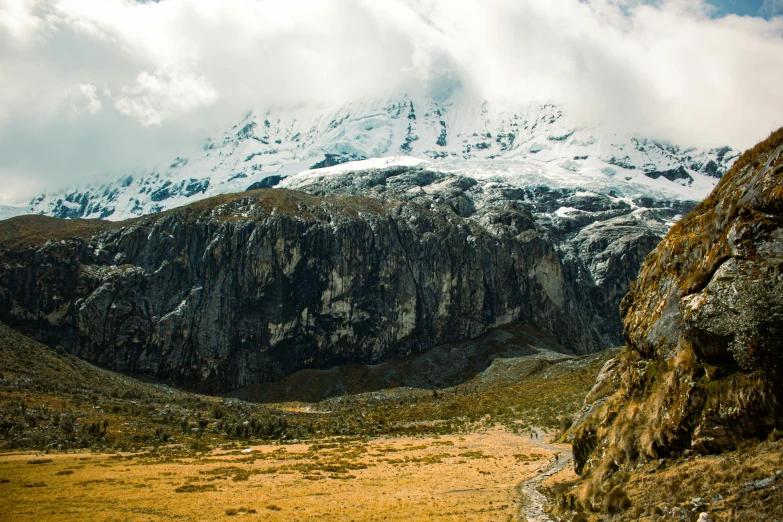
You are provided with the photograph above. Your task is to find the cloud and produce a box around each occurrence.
[114,69,218,126]
[65,83,102,116]
[760,0,783,17]
[0,0,45,42]
[0,0,782,203]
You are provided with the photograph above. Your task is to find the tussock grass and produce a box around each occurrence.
[552,437,783,521]
[560,126,783,520]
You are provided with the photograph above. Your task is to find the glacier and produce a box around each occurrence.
[23,93,739,221]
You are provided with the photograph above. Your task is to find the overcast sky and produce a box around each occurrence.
[1,0,782,204]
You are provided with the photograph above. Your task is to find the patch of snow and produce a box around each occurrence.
[280,156,426,189]
[0,205,30,221]
[555,206,581,218]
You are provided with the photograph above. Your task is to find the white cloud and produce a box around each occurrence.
[0,0,44,42]
[114,69,218,126]
[0,167,43,204]
[65,83,102,116]
[0,0,782,202]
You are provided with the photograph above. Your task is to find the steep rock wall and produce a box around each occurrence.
[0,190,597,391]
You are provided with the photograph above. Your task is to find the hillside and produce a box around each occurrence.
[1,158,681,391]
[0,317,617,520]
[0,317,614,449]
[559,128,783,520]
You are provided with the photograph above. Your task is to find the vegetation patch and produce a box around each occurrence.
[174,483,218,493]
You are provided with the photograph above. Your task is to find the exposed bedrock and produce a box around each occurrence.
[570,128,783,479]
[1,189,605,392]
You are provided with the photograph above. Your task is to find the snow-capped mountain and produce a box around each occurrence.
[0,205,28,221]
[26,93,738,221]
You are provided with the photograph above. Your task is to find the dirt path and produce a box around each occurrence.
[517,427,572,522]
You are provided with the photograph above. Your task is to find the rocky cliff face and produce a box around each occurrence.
[285,163,689,348]
[569,127,783,499]
[1,154,693,392]
[0,189,601,391]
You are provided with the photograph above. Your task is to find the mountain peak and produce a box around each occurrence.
[24,95,738,221]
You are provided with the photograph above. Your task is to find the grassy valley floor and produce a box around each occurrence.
[3,319,781,521]
[0,321,606,521]
[0,427,574,521]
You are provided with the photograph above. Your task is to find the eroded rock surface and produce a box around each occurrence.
[1,161,693,392]
[0,190,593,391]
[570,128,783,485]
[286,165,688,348]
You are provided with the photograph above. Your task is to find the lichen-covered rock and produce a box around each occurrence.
[570,127,783,485]
[0,190,600,392]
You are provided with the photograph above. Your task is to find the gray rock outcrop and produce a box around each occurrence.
[1,163,692,392]
[1,190,594,391]
[570,127,783,481]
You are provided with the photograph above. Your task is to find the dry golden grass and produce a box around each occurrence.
[0,320,612,520]
[546,436,783,521]
[0,426,559,521]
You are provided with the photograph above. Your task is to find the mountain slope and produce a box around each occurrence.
[0,206,28,221]
[564,126,783,514]
[2,147,712,392]
[276,161,687,349]
[26,94,738,221]
[0,189,602,391]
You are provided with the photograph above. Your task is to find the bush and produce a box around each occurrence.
[82,420,108,439]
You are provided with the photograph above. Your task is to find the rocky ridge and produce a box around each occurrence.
[0,156,686,392]
[567,127,783,510]
[282,163,691,347]
[0,189,595,391]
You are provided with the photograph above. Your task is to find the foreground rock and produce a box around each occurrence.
[567,127,783,510]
